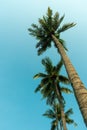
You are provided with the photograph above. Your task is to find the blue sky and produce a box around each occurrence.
[0,0,87,130]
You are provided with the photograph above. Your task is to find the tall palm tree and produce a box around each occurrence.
[29,7,87,126]
[34,57,72,130]
[43,103,77,130]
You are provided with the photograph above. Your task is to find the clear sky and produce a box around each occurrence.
[0,0,87,130]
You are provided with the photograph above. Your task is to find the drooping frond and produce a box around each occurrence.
[41,83,53,98]
[28,25,44,39]
[51,120,57,130]
[58,38,68,51]
[66,118,76,125]
[58,23,76,34]
[46,92,57,105]
[60,87,73,94]
[65,108,77,126]
[35,84,43,93]
[31,24,39,30]
[33,73,47,79]
[65,109,78,127]
[37,38,52,55]
[59,75,70,84]
[65,108,73,116]
[43,109,55,119]
[41,77,49,86]
[34,77,49,93]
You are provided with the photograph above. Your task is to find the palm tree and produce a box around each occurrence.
[29,7,87,126]
[34,57,72,130]
[43,103,77,130]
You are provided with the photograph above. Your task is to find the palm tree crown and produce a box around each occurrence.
[28,7,75,55]
[43,103,77,130]
[34,57,72,105]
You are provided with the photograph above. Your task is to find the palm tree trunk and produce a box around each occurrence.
[55,82,67,130]
[52,34,87,126]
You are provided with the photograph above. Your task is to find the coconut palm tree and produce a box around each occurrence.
[34,57,72,130]
[28,7,87,126]
[43,103,77,130]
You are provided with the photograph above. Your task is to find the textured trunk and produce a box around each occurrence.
[52,34,87,126]
[55,83,67,130]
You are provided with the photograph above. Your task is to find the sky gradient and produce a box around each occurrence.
[0,0,87,130]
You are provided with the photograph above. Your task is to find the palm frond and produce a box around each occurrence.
[65,108,77,126]
[28,26,45,40]
[58,23,76,34]
[56,14,65,29]
[65,108,73,116]
[39,18,50,33]
[35,84,42,93]
[46,92,57,105]
[31,23,39,29]
[59,75,70,84]
[61,87,73,94]
[43,109,55,119]
[41,83,53,98]
[35,78,49,93]
[66,118,74,124]
[37,38,52,55]
[52,12,59,31]
[51,120,57,130]
[41,77,49,85]
[38,47,47,55]
[56,59,63,72]
[59,38,68,51]
[42,57,53,74]
[47,7,53,17]
[66,117,77,127]
[33,73,47,79]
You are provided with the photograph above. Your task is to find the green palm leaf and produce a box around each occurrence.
[47,7,52,17]
[35,84,42,93]
[61,87,73,94]
[42,57,53,74]
[58,23,76,34]
[43,109,55,119]
[51,120,57,130]
[56,14,65,29]
[65,108,73,115]
[52,12,59,31]
[33,73,47,79]
[59,75,70,84]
